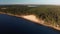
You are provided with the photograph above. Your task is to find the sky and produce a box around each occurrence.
[0,0,60,5]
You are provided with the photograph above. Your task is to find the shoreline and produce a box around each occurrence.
[0,12,60,31]
[20,15,60,31]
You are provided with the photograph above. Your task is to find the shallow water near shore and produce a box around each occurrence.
[0,14,60,34]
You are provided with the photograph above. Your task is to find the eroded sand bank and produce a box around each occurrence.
[21,15,44,23]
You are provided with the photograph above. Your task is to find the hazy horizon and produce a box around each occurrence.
[0,0,60,5]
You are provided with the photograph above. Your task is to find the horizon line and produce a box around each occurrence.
[0,4,60,6]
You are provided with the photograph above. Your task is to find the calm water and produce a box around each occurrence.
[0,14,60,34]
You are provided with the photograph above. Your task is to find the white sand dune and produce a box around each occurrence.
[21,15,44,24]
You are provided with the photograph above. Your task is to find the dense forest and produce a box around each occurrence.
[0,5,60,27]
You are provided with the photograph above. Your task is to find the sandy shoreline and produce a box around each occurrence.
[0,12,60,30]
[20,15,60,30]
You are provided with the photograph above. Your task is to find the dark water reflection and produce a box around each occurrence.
[0,14,60,34]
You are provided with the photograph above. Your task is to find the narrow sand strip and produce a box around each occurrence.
[0,12,60,30]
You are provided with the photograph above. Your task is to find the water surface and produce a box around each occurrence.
[0,14,60,34]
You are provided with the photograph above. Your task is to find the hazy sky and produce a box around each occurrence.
[0,0,60,5]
